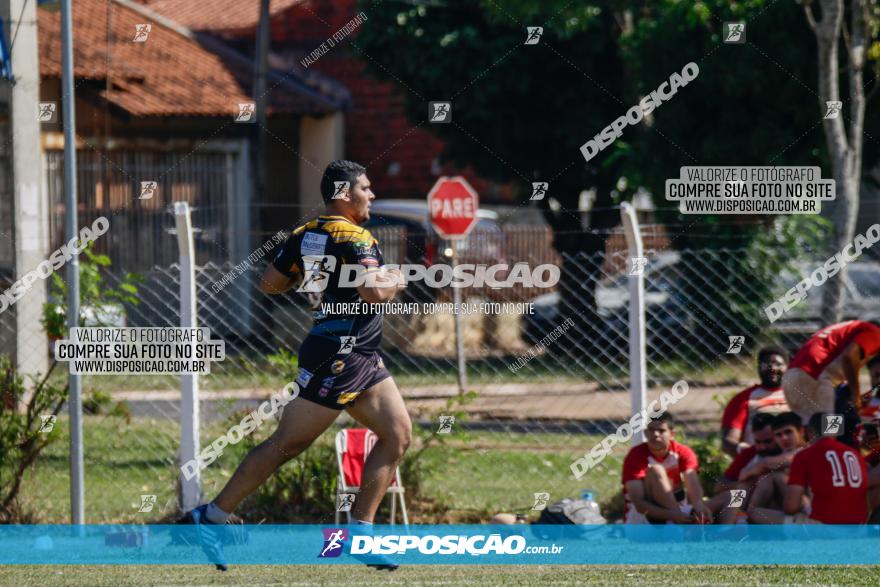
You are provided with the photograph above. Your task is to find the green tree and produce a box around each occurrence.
[356,0,628,352]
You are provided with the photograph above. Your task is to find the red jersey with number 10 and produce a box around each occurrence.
[788,321,880,379]
[787,437,868,524]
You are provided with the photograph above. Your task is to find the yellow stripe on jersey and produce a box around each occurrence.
[320,219,378,247]
[292,219,320,236]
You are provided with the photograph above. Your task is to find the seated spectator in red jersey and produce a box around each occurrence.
[783,320,880,421]
[721,346,789,458]
[714,412,780,507]
[622,413,737,525]
[860,421,880,521]
[857,355,880,423]
[784,413,873,524]
[747,412,807,524]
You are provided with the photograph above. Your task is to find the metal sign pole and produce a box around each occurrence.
[452,242,467,395]
[61,0,85,526]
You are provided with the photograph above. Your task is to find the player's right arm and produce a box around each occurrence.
[841,342,863,408]
[783,453,808,515]
[625,480,693,523]
[721,390,749,458]
[262,231,302,294]
[357,267,405,303]
[259,264,301,294]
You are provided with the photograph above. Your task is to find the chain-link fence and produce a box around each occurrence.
[8,209,880,522]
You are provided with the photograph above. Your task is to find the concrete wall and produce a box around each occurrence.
[298,112,344,220]
[1,0,50,378]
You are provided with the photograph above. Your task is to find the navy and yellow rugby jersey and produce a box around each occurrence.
[271,215,385,352]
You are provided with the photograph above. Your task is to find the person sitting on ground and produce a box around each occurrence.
[783,413,872,524]
[622,412,737,524]
[859,422,880,522]
[857,355,880,422]
[714,412,781,509]
[721,346,789,458]
[747,411,807,524]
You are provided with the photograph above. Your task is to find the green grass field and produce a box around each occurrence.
[12,415,622,523]
[1,565,878,586]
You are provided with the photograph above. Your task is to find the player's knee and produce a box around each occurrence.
[646,463,668,481]
[383,424,411,459]
[394,425,412,456]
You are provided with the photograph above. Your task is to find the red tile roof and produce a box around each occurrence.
[131,0,512,199]
[38,0,346,117]
[138,0,303,35]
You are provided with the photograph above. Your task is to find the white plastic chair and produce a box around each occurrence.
[334,428,409,525]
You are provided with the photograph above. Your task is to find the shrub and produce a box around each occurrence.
[0,246,139,521]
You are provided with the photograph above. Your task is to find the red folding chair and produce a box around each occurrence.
[334,428,408,525]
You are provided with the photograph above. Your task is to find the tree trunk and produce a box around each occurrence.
[811,0,865,323]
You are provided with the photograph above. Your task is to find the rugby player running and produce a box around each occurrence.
[181,160,410,570]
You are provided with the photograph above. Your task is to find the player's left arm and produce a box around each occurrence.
[683,469,712,524]
[869,463,880,488]
[841,342,863,408]
[783,483,806,515]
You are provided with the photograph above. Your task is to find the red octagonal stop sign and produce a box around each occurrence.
[427,176,479,240]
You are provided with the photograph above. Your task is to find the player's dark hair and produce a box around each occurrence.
[648,411,674,427]
[757,345,788,365]
[771,411,802,430]
[805,412,825,437]
[868,354,880,369]
[320,159,366,204]
[751,411,776,431]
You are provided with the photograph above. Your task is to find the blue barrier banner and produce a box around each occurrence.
[1,525,878,565]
